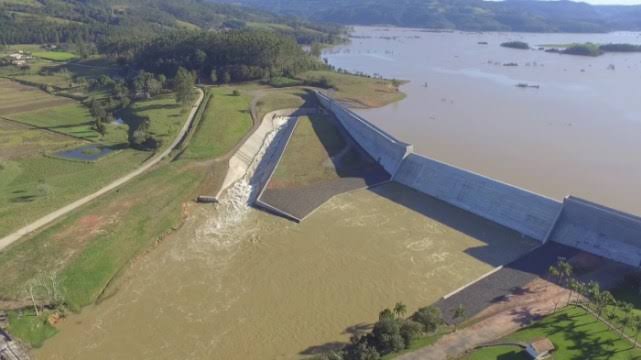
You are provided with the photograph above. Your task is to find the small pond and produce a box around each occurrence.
[53,144,116,161]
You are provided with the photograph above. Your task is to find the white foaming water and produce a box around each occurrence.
[195,116,293,247]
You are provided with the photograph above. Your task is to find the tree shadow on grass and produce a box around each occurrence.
[299,322,373,356]
[133,103,179,113]
[10,194,38,203]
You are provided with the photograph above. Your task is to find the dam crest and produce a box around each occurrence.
[308,91,641,268]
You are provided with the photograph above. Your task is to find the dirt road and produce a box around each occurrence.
[0,88,204,252]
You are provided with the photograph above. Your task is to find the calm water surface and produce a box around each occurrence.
[325,27,641,215]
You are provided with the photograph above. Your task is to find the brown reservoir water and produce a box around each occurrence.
[326,27,641,215]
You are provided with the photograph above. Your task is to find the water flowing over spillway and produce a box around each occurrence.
[196,116,292,245]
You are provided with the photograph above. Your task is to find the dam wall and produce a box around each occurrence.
[317,90,561,242]
[395,154,562,241]
[314,91,641,267]
[549,197,641,267]
[316,91,412,175]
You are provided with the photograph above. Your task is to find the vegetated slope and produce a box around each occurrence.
[0,0,342,45]
[211,0,641,32]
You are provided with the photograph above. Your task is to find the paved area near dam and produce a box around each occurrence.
[256,111,390,221]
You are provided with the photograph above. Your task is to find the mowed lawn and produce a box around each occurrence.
[269,114,347,188]
[296,70,406,108]
[461,345,529,360]
[32,51,77,62]
[462,306,641,360]
[183,87,253,159]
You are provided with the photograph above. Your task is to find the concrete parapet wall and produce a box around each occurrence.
[217,108,316,198]
[316,91,412,175]
[395,154,562,241]
[549,196,641,267]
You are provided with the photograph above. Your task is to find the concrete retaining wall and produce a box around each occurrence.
[313,91,641,267]
[316,91,412,175]
[549,196,641,267]
[217,108,316,199]
[395,154,562,241]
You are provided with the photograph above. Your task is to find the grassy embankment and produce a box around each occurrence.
[269,114,353,188]
[297,70,406,108]
[31,51,77,62]
[461,306,641,359]
[254,70,406,121]
[182,87,253,160]
[0,84,253,348]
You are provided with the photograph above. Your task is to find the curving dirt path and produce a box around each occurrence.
[397,278,569,360]
[0,88,205,253]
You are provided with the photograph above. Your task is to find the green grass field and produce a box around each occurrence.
[461,307,641,359]
[505,307,641,359]
[0,83,194,240]
[296,70,406,108]
[32,51,77,62]
[0,151,149,239]
[255,87,317,121]
[269,114,346,188]
[11,103,100,141]
[183,87,253,160]
[6,310,58,348]
[461,345,529,360]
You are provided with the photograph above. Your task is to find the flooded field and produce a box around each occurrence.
[324,27,641,215]
[36,180,536,359]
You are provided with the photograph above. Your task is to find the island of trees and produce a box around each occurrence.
[500,41,530,50]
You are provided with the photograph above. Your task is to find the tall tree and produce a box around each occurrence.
[174,67,195,106]
[452,304,466,331]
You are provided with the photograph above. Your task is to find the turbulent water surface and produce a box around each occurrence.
[325,27,641,215]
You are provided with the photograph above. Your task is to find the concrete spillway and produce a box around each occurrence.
[316,91,641,268]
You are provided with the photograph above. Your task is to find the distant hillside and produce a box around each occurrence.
[211,0,641,32]
[0,0,343,45]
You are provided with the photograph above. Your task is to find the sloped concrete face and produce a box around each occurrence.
[549,197,641,267]
[316,92,412,175]
[395,154,562,241]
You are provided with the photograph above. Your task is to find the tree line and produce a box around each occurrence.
[129,30,324,83]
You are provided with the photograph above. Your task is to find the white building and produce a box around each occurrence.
[526,338,555,359]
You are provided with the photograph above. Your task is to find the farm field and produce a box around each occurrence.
[0,78,194,239]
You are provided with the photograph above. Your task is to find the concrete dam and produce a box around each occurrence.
[314,91,641,268]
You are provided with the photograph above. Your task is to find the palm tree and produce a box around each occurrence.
[452,304,466,331]
[394,302,407,319]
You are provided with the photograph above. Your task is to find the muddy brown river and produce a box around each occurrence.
[36,28,641,359]
[36,181,536,359]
